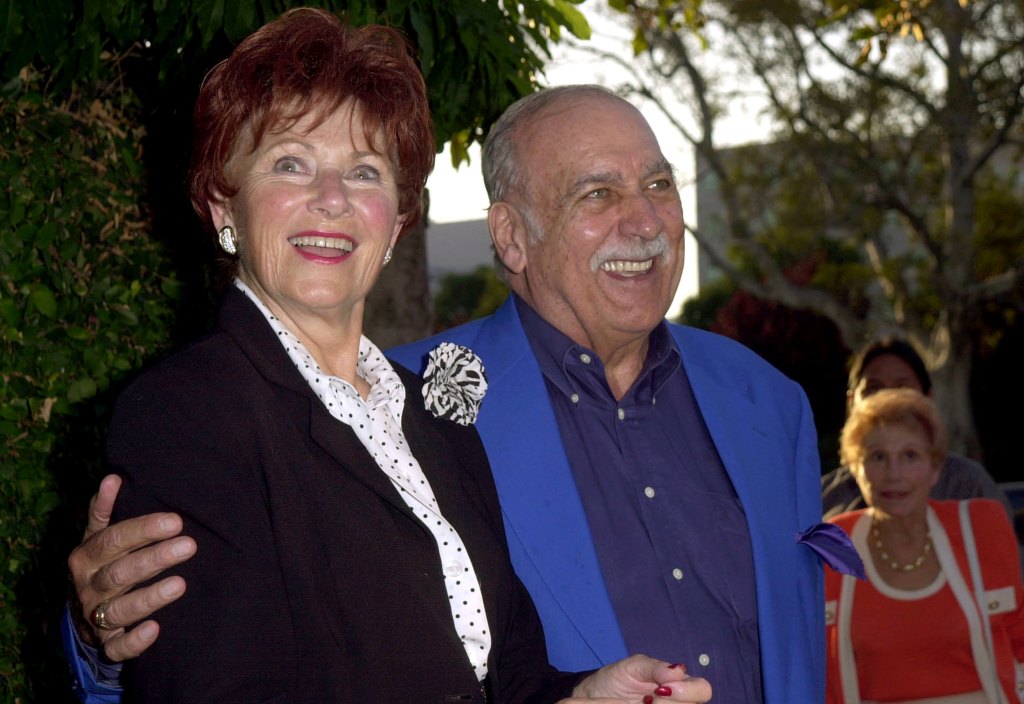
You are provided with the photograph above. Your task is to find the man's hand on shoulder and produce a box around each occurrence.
[68,474,197,661]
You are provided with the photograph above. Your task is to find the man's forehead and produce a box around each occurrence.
[518,96,672,197]
[525,93,650,142]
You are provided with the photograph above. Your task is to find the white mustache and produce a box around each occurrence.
[590,233,670,273]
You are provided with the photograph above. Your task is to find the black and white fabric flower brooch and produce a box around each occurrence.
[422,342,488,426]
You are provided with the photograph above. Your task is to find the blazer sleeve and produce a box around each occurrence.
[60,606,124,704]
[107,359,298,704]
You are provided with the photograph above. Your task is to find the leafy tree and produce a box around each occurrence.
[680,260,852,469]
[600,0,1024,458]
[433,266,509,331]
[0,1,587,700]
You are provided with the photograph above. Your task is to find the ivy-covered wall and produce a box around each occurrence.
[0,70,183,702]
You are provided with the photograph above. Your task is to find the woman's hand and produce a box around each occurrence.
[564,655,712,703]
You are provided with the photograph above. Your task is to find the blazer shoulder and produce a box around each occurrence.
[669,323,803,394]
[671,324,780,371]
[930,498,1018,557]
[930,497,1005,522]
[388,318,489,375]
[965,497,1014,532]
[116,329,248,402]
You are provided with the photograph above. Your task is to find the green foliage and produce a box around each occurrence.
[677,276,733,329]
[974,171,1024,283]
[433,266,509,331]
[0,69,183,701]
[678,278,850,475]
[0,0,590,167]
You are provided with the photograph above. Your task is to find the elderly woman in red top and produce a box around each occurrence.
[825,388,1024,704]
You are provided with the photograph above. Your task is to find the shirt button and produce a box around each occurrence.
[579,353,592,364]
[644,486,656,498]
[570,393,580,404]
[699,653,710,667]
[617,408,625,420]
[445,562,464,577]
[672,568,684,580]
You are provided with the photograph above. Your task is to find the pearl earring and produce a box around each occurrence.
[382,246,393,266]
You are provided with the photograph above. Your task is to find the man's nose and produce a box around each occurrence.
[621,192,664,239]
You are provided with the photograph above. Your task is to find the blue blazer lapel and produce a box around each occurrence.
[468,299,627,669]
[678,338,772,524]
[674,326,824,703]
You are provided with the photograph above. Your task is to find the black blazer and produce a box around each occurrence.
[109,287,582,703]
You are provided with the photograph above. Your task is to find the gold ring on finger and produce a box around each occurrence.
[90,600,116,631]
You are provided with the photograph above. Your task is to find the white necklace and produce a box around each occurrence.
[871,522,932,571]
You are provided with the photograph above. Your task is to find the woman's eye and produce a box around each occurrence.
[353,165,381,181]
[274,157,305,174]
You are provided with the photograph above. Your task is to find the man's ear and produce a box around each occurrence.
[489,202,528,275]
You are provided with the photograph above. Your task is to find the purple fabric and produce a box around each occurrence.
[516,295,764,704]
[796,522,865,579]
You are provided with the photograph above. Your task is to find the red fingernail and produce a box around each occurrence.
[643,696,654,704]
[669,662,686,670]
[655,686,672,697]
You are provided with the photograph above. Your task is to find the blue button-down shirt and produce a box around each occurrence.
[517,296,764,704]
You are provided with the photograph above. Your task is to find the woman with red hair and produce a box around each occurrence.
[63,8,710,704]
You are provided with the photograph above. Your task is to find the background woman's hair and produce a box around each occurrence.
[848,336,932,395]
[840,388,948,469]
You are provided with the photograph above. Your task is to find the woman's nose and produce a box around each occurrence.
[308,169,351,218]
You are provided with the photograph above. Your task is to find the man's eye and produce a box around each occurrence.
[585,188,609,199]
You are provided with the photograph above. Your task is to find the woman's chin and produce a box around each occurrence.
[873,497,925,519]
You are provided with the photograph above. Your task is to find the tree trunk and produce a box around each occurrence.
[364,215,434,350]
[929,321,983,461]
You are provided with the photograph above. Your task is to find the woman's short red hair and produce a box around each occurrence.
[189,7,434,238]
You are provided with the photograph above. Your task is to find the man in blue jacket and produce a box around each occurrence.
[65,86,849,703]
